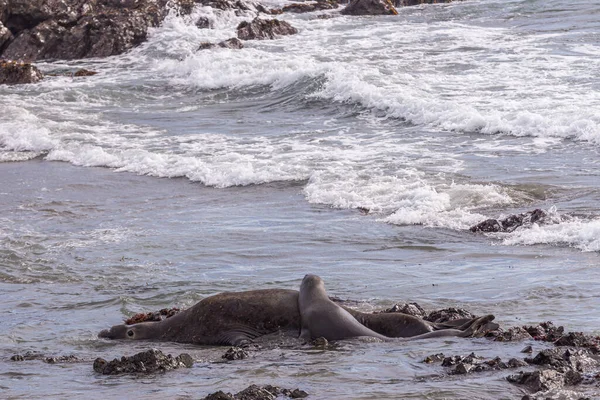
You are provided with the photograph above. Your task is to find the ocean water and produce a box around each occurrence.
[1,0,599,398]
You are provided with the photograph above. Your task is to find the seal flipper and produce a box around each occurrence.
[216,326,262,346]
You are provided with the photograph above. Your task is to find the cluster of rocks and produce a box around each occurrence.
[221,346,249,360]
[470,209,547,233]
[424,351,527,375]
[378,301,477,323]
[124,307,182,325]
[93,348,193,375]
[0,59,42,83]
[202,384,308,400]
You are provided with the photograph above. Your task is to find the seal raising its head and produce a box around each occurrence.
[299,274,390,341]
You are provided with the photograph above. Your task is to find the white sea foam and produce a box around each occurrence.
[501,218,600,253]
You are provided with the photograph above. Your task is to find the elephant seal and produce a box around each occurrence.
[99,281,496,346]
[299,274,496,342]
[99,289,301,346]
[299,274,390,341]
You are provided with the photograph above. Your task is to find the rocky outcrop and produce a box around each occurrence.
[0,0,197,61]
[341,0,398,16]
[0,59,42,84]
[93,349,193,375]
[237,18,298,40]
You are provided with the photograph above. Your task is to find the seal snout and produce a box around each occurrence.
[98,329,111,339]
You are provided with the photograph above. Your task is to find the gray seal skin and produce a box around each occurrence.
[299,274,496,342]
[99,282,496,346]
[99,289,301,346]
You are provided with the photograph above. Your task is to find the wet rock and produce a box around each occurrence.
[470,209,546,233]
[125,307,181,325]
[507,369,565,393]
[237,18,298,40]
[198,38,244,50]
[10,351,80,363]
[222,346,249,360]
[73,68,97,77]
[554,332,600,353]
[311,336,329,347]
[0,22,12,50]
[426,307,475,323]
[281,1,338,13]
[524,322,565,342]
[423,353,445,364]
[522,345,534,353]
[341,0,398,15]
[487,326,533,342]
[201,385,308,400]
[0,0,197,61]
[526,348,599,374]
[0,59,42,84]
[380,302,427,318]
[195,16,212,28]
[522,389,591,400]
[93,349,193,375]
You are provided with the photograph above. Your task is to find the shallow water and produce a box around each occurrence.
[1,0,600,398]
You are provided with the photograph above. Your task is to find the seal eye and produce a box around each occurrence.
[127,329,134,338]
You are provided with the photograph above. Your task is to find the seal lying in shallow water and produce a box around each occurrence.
[299,274,495,341]
[99,283,496,346]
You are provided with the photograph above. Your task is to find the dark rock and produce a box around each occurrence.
[237,17,298,40]
[222,346,249,360]
[282,1,338,13]
[554,332,600,353]
[487,326,533,342]
[426,307,475,323]
[93,349,193,375]
[198,37,244,50]
[125,307,181,325]
[10,351,80,363]
[507,370,565,393]
[470,209,547,233]
[523,321,564,342]
[195,16,212,29]
[380,302,427,318]
[202,385,308,400]
[423,353,445,364]
[311,336,329,347]
[341,0,398,16]
[73,68,97,77]
[522,345,534,353]
[0,22,12,50]
[507,358,529,368]
[0,59,42,84]
[0,0,197,61]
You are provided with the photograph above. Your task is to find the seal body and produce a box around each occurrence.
[99,282,496,345]
[99,289,301,346]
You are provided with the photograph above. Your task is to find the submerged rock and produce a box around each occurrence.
[237,18,298,40]
[93,349,193,375]
[0,59,42,84]
[341,0,398,15]
[198,38,244,50]
[281,1,338,13]
[395,0,460,6]
[10,351,80,363]
[222,346,249,360]
[201,384,308,400]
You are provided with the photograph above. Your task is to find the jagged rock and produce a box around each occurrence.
[470,209,546,233]
[0,59,42,84]
[195,16,212,28]
[281,1,338,13]
[423,353,445,364]
[0,21,12,50]
[93,349,193,375]
[426,307,475,323]
[341,0,398,16]
[0,0,197,61]
[522,389,591,400]
[507,370,565,393]
[222,347,249,360]
[201,385,308,400]
[237,18,298,40]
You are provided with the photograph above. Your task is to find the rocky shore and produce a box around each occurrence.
[0,0,462,84]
